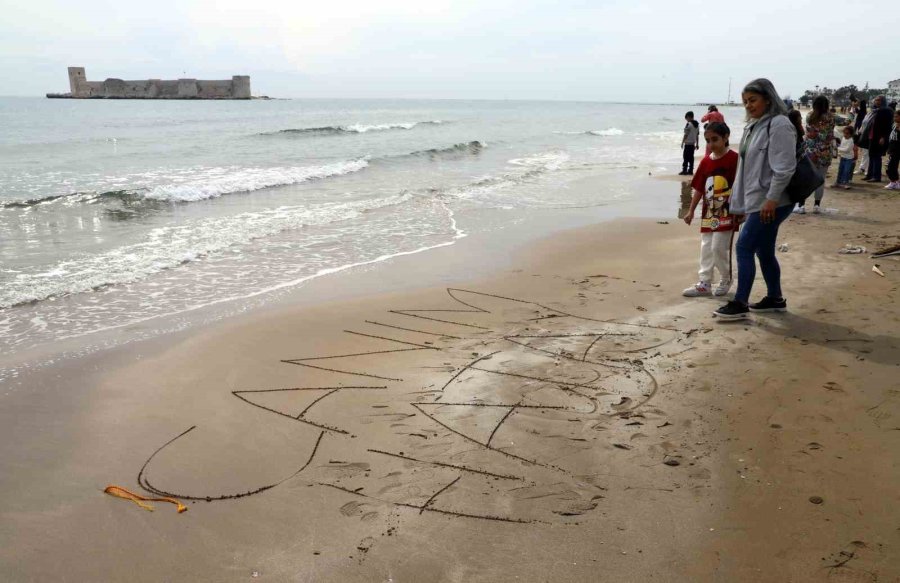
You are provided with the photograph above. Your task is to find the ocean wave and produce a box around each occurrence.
[141,159,369,202]
[0,160,370,208]
[1,140,487,209]
[587,128,625,136]
[0,189,145,210]
[447,151,570,200]
[1,192,415,309]
[261,120,444,136]
[638,131,682,140]
[508,151,570,171]
[553,128,625,137]
[407,141,485,158]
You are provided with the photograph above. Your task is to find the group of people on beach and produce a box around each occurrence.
[678,78,900,321]
[789,93,899,214]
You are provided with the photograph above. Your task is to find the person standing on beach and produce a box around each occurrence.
[701,106,726,155]
[702,105,725,126]
[682,122,739,298]
[855,100,872,175]
[834,125,859,190]
[864,95,894,183]
[884,109,900,190]
[680,111,700,175]
[797,95,834,214]
[714,79,797,321]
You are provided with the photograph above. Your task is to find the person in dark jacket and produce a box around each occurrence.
[885,109,900,190]
[864,95,894,182]
[854,99,867,133]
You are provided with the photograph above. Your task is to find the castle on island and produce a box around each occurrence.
[47,67,251,99]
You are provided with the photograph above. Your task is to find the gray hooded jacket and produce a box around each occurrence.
[731,114,797,214]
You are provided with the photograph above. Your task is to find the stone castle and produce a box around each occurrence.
[47,67,251,99]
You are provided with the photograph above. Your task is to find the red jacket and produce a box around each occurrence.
[701,111,725,124]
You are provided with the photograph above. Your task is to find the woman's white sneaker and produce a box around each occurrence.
[683,282,711,297]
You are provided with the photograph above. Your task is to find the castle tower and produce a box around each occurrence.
[68,67,87,97]
[232,76,251,99]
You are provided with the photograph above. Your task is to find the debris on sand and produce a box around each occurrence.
[837,244,867,254]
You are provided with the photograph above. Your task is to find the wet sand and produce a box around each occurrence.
[1,177,898,582]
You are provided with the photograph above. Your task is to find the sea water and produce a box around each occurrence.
[0,97,746,365]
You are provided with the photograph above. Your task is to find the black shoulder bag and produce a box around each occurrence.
[766,117,824,204]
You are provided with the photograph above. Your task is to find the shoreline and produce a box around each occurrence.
[1,175,899,581]
[0,176,674,383]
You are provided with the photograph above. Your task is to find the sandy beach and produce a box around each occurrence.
[1,174,899,582]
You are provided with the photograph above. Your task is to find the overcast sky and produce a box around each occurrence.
[1,0,895,101]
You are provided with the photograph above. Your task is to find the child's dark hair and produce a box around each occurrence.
[685,111,694,119]
[704,121,730,146]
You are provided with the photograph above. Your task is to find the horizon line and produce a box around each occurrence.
[0,94,746,106]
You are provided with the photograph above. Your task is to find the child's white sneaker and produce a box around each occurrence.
[812,205,821,214]
[793,206,806,214]
[885,182,900,190]
[683,282,711,297]
[713,280,732,296]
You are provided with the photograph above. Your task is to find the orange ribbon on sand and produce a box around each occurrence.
[104,485,188,513]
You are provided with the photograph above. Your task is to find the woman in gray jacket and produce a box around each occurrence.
[714,79,797,320]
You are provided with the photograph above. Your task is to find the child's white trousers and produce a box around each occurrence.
[698,230,735,284]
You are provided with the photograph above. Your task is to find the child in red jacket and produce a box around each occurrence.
[682,122,739,297]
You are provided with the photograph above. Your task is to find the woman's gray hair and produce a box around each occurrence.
[742,78,789,120]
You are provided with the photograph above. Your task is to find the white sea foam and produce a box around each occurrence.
[449,151,570,201]
[1,192,414,309]
[587,128,625,136]
[344,122,415,133]
[141,159,369,202]
[340,120,442,133]
[508,151,570,171]
[553,128,624,137]
[637,131,683,141]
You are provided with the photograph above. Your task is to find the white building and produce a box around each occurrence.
[889,78,900,103]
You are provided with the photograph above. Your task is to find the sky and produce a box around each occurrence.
[1,0,896,102]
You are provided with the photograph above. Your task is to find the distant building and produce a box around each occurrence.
[47,67,251,99]
[888,79,900,103]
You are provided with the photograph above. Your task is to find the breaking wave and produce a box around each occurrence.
[1,160,371,207]
[554,128,625,137]
[1,192,416,309]
[141,159,370,202]
[587,128,625,136]
[261,120,445,136]
[406,141,485,158]
[445,151,570,201]
[0,190,140,209]
[1,140,488,209]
